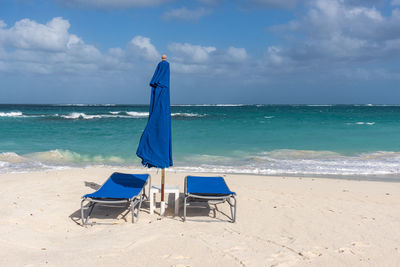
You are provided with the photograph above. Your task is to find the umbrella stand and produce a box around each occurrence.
[136,55,172,217]
[160,168,166,216]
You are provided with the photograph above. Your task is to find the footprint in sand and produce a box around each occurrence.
[338,247,356,254]
[351,241,369,248]
[300,250,323,258]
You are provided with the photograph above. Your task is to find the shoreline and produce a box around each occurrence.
[0,166,399,266]
[2,164,400,183]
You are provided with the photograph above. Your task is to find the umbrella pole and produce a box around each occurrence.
[160,168,165,216]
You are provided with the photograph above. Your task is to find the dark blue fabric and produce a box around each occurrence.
[186,176,235,195]
[136,61,173,168]
[84,172,149,199]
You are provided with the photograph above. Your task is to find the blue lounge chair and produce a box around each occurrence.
[184,176,236,223]
[81,172,151,225]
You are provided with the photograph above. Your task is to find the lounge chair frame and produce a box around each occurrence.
[81,174,151,225]
[183,176,236,223]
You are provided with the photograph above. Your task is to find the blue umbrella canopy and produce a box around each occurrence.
[136,59,173,169]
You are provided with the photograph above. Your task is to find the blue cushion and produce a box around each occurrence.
[84,173,149,199]
[186,176,235,195]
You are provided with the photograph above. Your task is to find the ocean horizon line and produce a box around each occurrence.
[1,103,400,106]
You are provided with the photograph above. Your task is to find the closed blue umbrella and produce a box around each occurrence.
[136,55,173,215]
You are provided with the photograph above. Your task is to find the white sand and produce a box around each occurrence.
[0,166,399,266]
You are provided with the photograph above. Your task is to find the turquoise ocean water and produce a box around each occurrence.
[1,104,400,179]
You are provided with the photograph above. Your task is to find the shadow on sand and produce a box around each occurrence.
[70,184,233,226]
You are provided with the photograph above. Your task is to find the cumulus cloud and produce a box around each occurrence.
[127,36,160,61]
[0,16,249,80]
[166,42,249,75]
[266,0,400,69]
[0,17,76,51]
[0,17,131,75]
[392,0,400,5]
[227,47,248,62]
[168,42,216,63]
[162,7,212,21]
[56,0,167,9]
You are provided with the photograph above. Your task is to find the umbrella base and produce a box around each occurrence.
[160,201,166,216]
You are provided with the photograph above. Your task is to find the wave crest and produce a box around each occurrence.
[0,111,23,117]
[26,149,126,164]
[61,112,102,120]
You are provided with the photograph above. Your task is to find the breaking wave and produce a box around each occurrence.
[0,111,207,120]
[346,122,375,125]
[2,149,400,178]
[57,111,206,120]
[61,112,103,120]
[176,149,400,177]
[0,150,132,173]
[0,111,23,117]
[172,104,245,107]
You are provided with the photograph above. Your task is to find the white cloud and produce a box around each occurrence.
[165,42,250,77]
[162,7,212,21]
[127,36,160,61]
[266,46,284,65]
[226,47,248,62]
[0,17,249,79]
[168,43,216,63]
[0,17,75,51]
[267,0,400,66]
[0,17,131,75]
[56,0,167,9]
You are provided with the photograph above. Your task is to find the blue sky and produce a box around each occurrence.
[0,0,399,104]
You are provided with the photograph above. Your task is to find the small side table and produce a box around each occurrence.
[149,185,180,216]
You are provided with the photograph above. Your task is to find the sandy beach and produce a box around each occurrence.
[0,167,398,266]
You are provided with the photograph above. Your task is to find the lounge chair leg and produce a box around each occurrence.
[86,203,96,224]
[137,196,144,218]
[183,196,187,222]
[80,199,86,225]
[230,196,236,223]
[81,200,96,225]
[228,199,234,221]
[131,200,135,223]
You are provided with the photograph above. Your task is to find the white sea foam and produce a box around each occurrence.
[349,122,376,125]
[0,152,27,163]
[0,111,23,117]
[2,149,400,177]
[264,116,274,119]
[172,113,206,117]
[61,112,102,120]
[126,111,149,118]
[176,150,400,177]
[0,151,73,174]
[0,161,9,167]
[59,111,147,119]
[25,149,127,165]
[124,112,205,118]
[0,111,206,120]
[172,104,244,107]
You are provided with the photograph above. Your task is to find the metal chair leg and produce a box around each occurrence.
[183,196,187,222]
